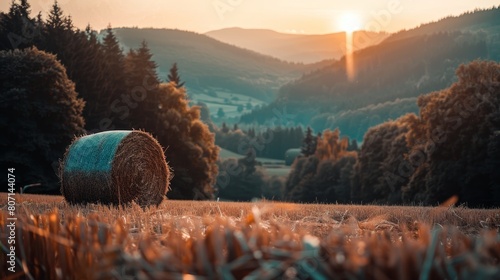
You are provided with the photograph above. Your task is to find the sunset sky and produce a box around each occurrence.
[1,0,499,34]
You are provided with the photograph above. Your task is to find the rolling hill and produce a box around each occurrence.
[107,28,310,103]
[107,28,336,122]
[241,7,500,141]
[205,28,388,63]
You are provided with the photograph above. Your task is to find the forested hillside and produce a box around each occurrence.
[241,7,500,141]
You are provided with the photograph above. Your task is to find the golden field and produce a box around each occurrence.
[1,194,499,279]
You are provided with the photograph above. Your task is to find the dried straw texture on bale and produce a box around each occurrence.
[61,130,170,207]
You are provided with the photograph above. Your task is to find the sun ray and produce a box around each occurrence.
[337,12,362,82]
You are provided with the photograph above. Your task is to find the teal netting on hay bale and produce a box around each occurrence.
[61,130,170,207]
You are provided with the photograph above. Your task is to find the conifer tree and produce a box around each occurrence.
[167,62,185,88]
[0,0,37,50]
[301,127,317,156]
[47,1,64,30]
[124,40,161,129]
[101,25,128,128]
[42,1,75,70]
[69,26,111,130]
[221,122,230,133]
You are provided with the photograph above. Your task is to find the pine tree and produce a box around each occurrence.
[124,40,161,129]
[221,122,230,133]
[101,25,128,128]
[40,5,111,131]
[348,139,359,151]
[46,1,64,30]
[0,0,37,50]
[102,26,125,78]
[126,40,160,86]
[68,26,111,131]
[301,127,317,156]
[42,1,74,66]
[167,62,185,88]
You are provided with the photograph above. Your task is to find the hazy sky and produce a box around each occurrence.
[1,0,499,34]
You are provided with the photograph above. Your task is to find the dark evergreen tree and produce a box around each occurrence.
[39,4,111,131]
[42,0,68,54]
[167,62,185,88]
[101,25,128,128]
[73,25,113,131]
[221,122,230,133]
[123,40,161,129]
[301,127,316,156]
[0,0,39,50]
[348,139,359,151]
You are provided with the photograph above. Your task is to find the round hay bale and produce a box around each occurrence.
[61,130,170,207]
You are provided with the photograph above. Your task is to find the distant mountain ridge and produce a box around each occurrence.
[205,28,388,63]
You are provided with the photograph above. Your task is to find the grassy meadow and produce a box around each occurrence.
[1,194,499,279]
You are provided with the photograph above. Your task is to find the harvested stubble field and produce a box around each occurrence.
[1,194,499,280]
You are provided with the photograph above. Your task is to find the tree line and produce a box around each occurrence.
[286,60,500,207]
[215,124,305,160]
[0,0,217,199]
[217,61,500,208]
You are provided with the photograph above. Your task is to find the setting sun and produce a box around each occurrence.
[337,12,362,33]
